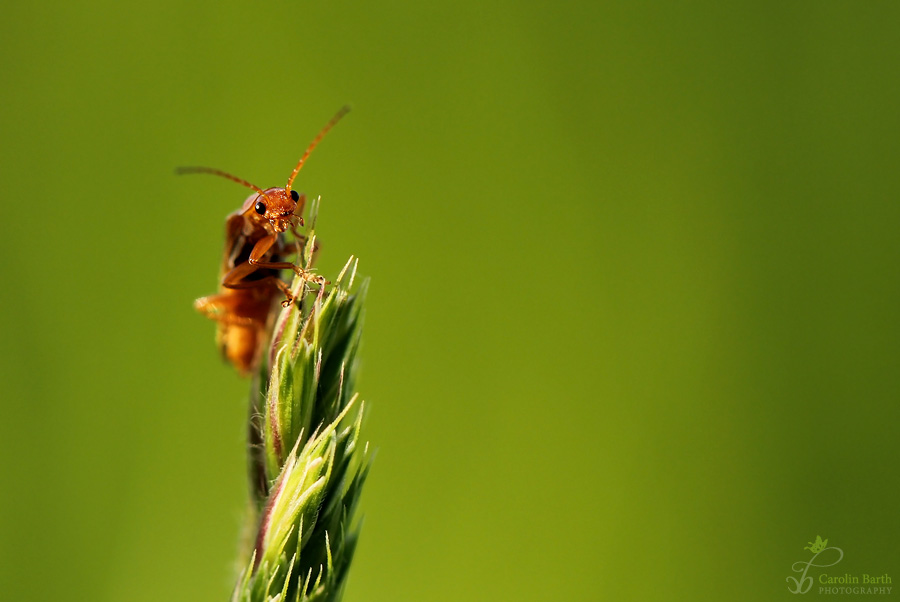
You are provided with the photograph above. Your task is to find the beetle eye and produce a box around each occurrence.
[290,190,300,202]
[254,201,266,215]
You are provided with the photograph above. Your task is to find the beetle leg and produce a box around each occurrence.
[221,266,297,307]
[247,235,326,288]
[194,294,259,326]
[221,234,323,307]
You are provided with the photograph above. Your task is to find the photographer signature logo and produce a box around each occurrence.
[787,536,844,594]
[787,536,892,595]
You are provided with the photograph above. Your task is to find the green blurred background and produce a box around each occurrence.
[1,1,897,600]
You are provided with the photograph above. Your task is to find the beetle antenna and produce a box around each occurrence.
[285,105,350,193]
[176,166,271,200]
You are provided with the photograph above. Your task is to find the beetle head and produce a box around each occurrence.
[245,187,304,233]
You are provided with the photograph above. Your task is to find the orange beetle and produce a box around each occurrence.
[180,107,349,375]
